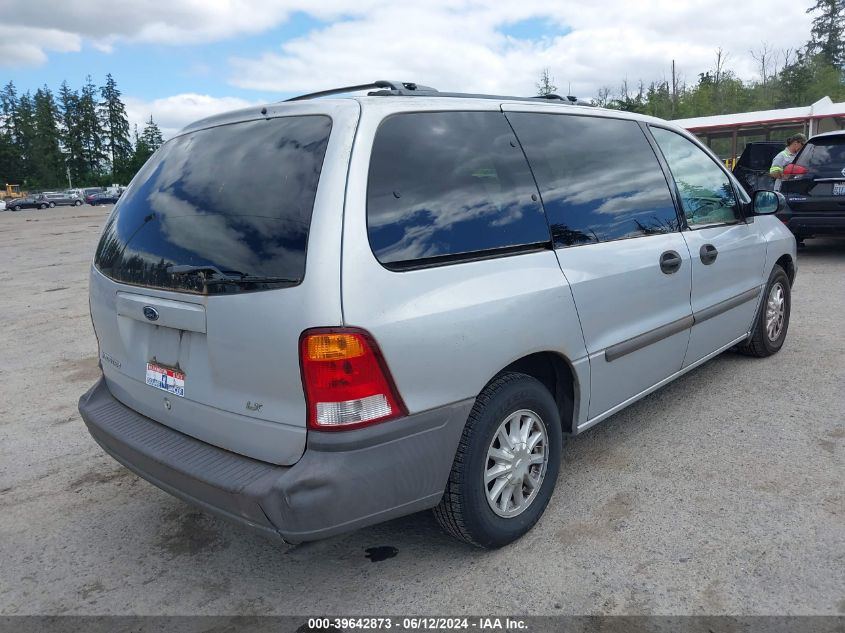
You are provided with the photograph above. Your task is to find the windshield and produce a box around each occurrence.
[94,115,332,294]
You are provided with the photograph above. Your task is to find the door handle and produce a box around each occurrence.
[700,244,719,265]
[659,250,682,274]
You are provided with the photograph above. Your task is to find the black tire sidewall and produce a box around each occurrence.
[460,376,562,548]
[757,267,791,354]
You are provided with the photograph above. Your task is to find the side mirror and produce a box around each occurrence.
[752,190,784,215]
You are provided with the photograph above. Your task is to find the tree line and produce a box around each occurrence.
[0,74,163,190]
[538,0,845,121]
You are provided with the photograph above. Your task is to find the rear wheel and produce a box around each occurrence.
[434,372,562,548]
[39,203,47,209]
[738,265,791,357]
[74,200,82,206]
[48,201,55,208]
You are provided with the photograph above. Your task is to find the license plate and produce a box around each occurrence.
[833,183,845,195]
[145,362,185,397]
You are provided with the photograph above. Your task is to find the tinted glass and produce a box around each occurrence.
[367,111,549,266]
[507,113,679,247]
[796,137,845,173]
[95,115,332,294]
[650,126,739,227]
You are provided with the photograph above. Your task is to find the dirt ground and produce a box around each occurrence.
[0,205,843,616]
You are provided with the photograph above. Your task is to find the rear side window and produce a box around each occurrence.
[95,115,332,294]
[367,111,549,267]
[507,113,679,247]
[796,137,845,168]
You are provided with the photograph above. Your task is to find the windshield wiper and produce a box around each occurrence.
[203,276,299,286]
[166,264,245,279]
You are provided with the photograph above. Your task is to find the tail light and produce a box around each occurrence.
[300,328,406,431]
[783,164,808,178]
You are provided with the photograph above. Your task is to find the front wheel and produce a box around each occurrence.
[434,372,562,548]
[49,202,55,208]
[738,265,791,357]
[39,203,47,209]
[74,200,82,206]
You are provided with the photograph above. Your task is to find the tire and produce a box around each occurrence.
[49,202,55,208]
[738,265,791,358]
[434,372,562,548]
[11,206,19,212]
[74,200,82,206]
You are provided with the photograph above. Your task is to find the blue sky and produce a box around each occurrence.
[0,1,814,137]
[3,12,331,102]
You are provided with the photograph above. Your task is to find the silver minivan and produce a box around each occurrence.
[79,81,796,548]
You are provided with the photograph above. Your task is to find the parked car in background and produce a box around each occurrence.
[733,141,782,195]
[87,192,121,206]
[79,82,797,549]
[82,187,104,199]
[8,196,48,211]
[37,192,83,207]
[780,130,845,242]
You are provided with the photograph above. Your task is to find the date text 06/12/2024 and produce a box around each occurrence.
[306,617,528,630]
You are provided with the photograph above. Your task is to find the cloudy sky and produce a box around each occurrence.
[0,0,814,137]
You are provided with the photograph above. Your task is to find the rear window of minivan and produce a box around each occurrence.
[94,115,332,294]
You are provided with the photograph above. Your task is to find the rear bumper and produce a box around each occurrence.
[79,377,472,543]
[778,208,845,236]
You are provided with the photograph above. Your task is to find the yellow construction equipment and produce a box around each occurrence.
[2,184,26,200]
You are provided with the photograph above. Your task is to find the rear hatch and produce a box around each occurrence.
[89,103,357,465]
[782,134,845,215]
[732,142,782,194]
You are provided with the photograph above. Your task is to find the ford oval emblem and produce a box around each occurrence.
[143,306,159,321]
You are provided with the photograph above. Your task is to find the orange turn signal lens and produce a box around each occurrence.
[305,334,366,361]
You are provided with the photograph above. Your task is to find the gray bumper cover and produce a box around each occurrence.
[78,378,472,543]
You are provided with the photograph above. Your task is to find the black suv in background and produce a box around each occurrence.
[780,130,845,241]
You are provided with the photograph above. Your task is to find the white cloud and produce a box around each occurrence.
[2,0,819,129]
[124,94,258,140]
[227,0,814,98]
[0,26,81,67]
[0,0,384,48]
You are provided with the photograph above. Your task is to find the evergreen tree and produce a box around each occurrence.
[59,81,87,186]
[99,73,132,183]
[78,75,106,181]
[14,92,36,186]
[807,0,845,67]
[140,115,163,152]
[130,124,151,175]
[32,87,64,188]
[0,82,21,184]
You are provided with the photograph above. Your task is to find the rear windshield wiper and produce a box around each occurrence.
[203,276,299,286]
[166,264,244,279]
[166,265,297,287]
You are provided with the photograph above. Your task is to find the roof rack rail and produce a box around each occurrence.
[285,80,438,102]
[536,93,594,106]
[283,81,595,107]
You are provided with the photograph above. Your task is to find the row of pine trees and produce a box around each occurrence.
[0,74,163,191]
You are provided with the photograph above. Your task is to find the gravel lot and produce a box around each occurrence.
[0,205,843,616]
